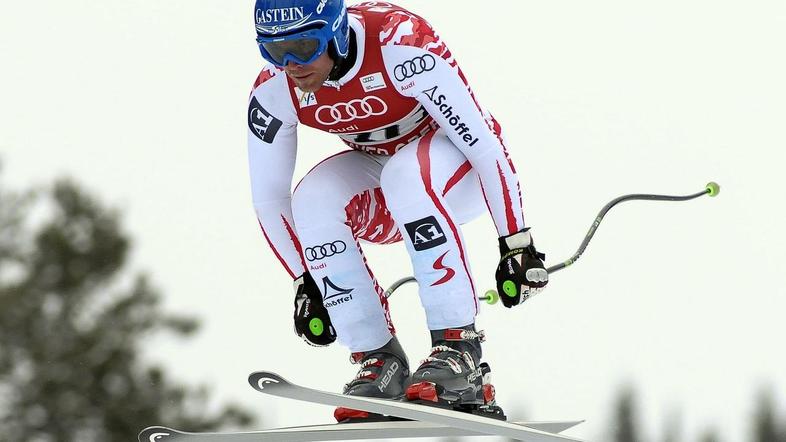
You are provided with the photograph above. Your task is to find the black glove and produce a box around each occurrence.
[495,228,548,308]
[293,272,336,346]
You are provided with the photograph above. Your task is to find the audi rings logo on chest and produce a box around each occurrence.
[314,97,388,125]
[305,240,347,261]
[393,54,436,82]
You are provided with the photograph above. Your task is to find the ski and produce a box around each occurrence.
[138,420,583,442]
[247,371,585,442]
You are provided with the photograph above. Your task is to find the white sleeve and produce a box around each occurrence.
[247,67,304,279]
[382,40,526,237]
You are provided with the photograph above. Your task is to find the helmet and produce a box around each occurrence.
[254,0,349,67]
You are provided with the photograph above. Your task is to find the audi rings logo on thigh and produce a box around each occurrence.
[314,97,388,125]
[393,54,436,82]
[305,241,347,261]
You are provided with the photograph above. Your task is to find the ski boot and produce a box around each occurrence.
[405,324,506,420]
[334,336,411,423]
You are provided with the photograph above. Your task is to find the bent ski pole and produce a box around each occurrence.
[384,182,720,301]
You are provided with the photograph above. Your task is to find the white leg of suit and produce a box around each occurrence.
[380,129,486,331]
[291,130,485,352]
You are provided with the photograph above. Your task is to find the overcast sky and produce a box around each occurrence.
[2,1,785,441]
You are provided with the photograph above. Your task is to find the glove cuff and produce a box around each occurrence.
[293,274,305,290]
[294,272,320,301]
[498,228,532,254]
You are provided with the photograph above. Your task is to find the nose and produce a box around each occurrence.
[285,60,303,69]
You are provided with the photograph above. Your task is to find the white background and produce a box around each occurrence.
[1,1,785,440]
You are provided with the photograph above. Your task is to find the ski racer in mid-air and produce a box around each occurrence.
[248,0,549,421]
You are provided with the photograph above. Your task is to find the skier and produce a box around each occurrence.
[248,0,548,421]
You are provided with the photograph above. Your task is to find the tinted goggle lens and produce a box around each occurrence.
[259,38,321,65]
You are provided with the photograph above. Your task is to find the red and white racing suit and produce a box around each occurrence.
[248,3,526,352]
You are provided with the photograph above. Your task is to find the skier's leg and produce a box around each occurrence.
[380,130,503,415]
[291,151,393,352]
[291,150,409,417]
[380,129,486,330]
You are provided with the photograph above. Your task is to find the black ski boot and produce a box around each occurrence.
[334,336,410,422]
[405,325,506,420]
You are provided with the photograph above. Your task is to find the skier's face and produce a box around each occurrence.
[284,51,333,93]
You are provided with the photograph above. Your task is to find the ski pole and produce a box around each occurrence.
[384,182,720,303]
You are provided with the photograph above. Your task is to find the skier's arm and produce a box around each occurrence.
[381,12,548,303]
[247,67,305,279]
[380,15,525,237]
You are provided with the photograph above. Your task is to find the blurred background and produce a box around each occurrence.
[1,0,784,441]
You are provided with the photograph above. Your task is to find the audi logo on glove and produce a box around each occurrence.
[393,54,436,81]
[315,97,388,125]
[305,240,347,261]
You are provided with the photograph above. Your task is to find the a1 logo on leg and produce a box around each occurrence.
[405,216,447,251]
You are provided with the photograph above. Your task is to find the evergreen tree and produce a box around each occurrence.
[0,173,253,441]
[661,410,682,442]
[612,385,643,442]
[753,388,785,442]
[698,428,720,442]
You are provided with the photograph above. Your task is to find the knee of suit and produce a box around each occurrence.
[379,151,426,208]
[291,172,353,228]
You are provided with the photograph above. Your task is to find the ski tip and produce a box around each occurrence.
[138,426,182,442]
[523,420,586,434]
[557,420,586,431]
[248,371,289,392]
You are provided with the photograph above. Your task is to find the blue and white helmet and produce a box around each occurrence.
[254,0,349,67]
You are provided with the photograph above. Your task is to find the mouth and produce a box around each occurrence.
[289,72,313,81]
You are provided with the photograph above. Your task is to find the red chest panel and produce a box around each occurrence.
[287,5,436,156]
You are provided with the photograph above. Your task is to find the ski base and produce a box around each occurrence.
[247,371,585,441]
[139,419,583,442]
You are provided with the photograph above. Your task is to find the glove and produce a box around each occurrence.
[293,272,336,346]
[495,228,548,308]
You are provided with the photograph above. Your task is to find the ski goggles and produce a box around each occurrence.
[256,32,328,67]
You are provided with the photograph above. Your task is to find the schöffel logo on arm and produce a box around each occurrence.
[422,86,479,147]
[248,97,283,143]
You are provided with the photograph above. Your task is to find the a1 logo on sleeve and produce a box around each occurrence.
[405,216,447,251]
[248,96,283,143]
